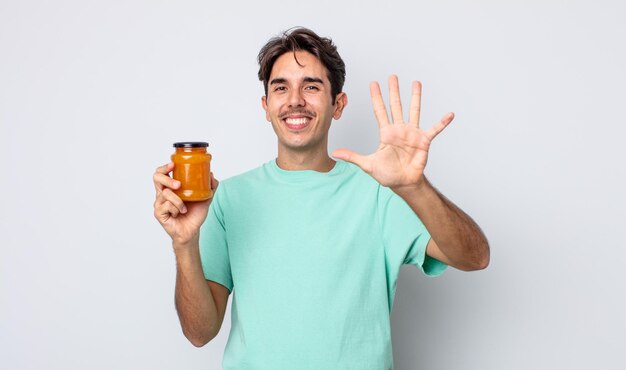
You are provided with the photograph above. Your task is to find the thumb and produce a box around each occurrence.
[332,148,372,173]
[210,172,219,191]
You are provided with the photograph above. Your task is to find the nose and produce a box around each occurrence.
[288,88,305,107]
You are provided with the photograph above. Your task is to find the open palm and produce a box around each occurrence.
[333,75,454,189]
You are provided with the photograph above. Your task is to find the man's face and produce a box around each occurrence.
[262,50,347,153]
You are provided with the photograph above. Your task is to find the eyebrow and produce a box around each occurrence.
[303,77,324,84]
[269,78,287,85]
[269,76,324,85]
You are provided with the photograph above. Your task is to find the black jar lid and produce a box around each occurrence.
[173,142,209,148]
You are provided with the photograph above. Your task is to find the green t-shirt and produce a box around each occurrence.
[200,159,446,370]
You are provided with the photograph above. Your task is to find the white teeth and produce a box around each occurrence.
[285,118,308,125]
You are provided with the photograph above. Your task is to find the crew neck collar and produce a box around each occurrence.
[267,158,347,181]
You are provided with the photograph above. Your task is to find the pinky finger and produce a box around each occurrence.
[162,201,180,218]
[154,200,180,224]
[154,202,173,224]
[427,112,455,140]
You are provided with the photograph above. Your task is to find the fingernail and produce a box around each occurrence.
[182,206,187,213]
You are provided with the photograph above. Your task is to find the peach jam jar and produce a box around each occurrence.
[171,142,212,201]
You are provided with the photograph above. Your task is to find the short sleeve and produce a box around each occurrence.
[199,185,233,292]
[378,186,447,277]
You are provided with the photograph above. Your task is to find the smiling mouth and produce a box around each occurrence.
[279,109,316,131]
[283,116,311,130]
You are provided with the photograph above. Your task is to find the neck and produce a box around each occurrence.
[276,146,335,172]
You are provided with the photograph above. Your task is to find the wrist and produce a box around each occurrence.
[173,238,204,274]
[172,234,200,253]
[390,176,430,198]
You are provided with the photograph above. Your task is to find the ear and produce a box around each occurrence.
[261,95,270,122]
[332,92,348,120]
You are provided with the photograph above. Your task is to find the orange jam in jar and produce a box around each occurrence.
[171,142,212,201]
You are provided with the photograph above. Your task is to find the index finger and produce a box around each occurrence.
[370,81,390,127]
[153,162,175,192]
[156,162,174,175]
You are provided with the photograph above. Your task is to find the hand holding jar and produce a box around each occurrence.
[153,142,217,246]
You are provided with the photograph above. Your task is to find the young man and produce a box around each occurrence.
[153,27,489,369]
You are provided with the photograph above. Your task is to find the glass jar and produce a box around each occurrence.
[171,142,212,201]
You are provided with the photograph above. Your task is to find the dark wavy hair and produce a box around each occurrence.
[257,27,346,103]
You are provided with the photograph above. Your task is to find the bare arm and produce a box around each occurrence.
[153,162,230,346]
[393,178,489,271]
[174,238,230,347]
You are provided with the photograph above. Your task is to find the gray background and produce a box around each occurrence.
[1,0,625,369]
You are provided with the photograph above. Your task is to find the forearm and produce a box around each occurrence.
[174,238,220,347]
[393,177,490,271]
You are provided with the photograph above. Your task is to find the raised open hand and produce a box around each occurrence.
[333,75,454,190]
